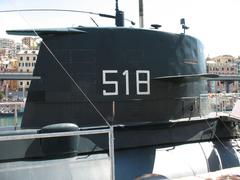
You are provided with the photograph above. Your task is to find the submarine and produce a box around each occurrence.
[0,1,240,179]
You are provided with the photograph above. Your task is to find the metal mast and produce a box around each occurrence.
[139,0,144,28]
[115,0,124,26]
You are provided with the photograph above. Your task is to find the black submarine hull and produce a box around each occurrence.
[0,116,239,179]
[22,27,207,129]
[3,27,239,179]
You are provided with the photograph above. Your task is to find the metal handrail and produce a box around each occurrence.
[0,127,115,180]
[0,128,109,141]
[0,102,24,105]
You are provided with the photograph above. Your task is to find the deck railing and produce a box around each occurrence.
[0,126,115,180]
[200,93,240,117]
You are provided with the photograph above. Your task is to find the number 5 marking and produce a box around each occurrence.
[102,70,118,96]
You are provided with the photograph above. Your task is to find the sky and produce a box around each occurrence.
[1,0,240,57]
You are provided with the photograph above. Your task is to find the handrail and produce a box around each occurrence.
[0,101,24,105]
[0,72,41,80]
[0,128,109,141]
[0,127,115,180]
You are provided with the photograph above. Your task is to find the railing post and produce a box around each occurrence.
[216,93,218,116]
[109,126,115,180]
[14,104,18,130]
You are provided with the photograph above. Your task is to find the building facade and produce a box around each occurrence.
[0,38,15,49]
[206,55,239,93]
[0,38,16,58]
[17,50,38,92]
[22,37,38,50]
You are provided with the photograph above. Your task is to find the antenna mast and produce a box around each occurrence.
[139,0,144,28]
[115,0,124,26]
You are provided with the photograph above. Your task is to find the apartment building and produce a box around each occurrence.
[206,55,238,93]
[0,38,16,58]
[17,50,38,91]
[22,37,38,50]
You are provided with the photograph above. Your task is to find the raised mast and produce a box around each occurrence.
[139,0,144,28]
[115,0,124,26]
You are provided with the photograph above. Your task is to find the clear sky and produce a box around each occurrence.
[1,0,240,57]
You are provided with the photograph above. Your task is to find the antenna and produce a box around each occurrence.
[180,18,189,34]
[115,0,124,26]
[0,8,135,27]
[90,17,99,27]
[139,0,144,28]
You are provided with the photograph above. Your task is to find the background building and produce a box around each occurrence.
[22,37,39,50]
[0,37,40,101]
[0,38,15,49]
[17,50,38,92]
[206,55,239,93]
[0,38,16,58]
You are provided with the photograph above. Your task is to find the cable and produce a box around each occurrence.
[204,119,238,157]
[40,41,111,127]
[7,2,111,127]
[0,8,135,25]
[0,9,101,16]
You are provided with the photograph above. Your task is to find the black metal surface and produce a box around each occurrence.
[0,117,238,161]
[39,123,79,158]
[20,27,207,129]
[2,27,239,179]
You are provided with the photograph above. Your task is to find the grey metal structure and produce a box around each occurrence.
[0,126,115,180]
[0,73,40,80]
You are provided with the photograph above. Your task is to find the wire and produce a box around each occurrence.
[0,8,136,25]
[90,17,99,27]
[7,3,111,127]
[0,9,100,16]
[40,41,111,127]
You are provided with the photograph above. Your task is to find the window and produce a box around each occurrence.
[33,56,36,61]
[26,81,30,85]
[18,63,21,67]
[26,57,29,61]
[27,69,29,72]
[22,63,24,67]
[20,82,23,85]
[20,56,23,61]
[25,63,28,67]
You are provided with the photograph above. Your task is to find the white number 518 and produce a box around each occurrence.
[102,70,150,96]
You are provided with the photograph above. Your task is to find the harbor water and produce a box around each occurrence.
[0,115,22,127]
